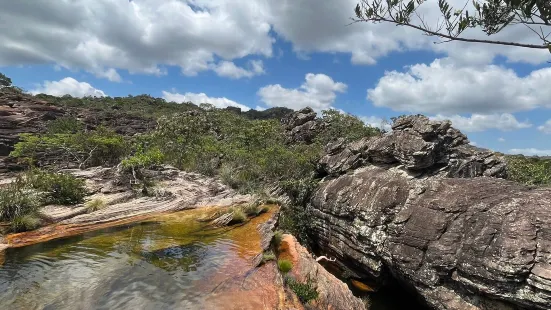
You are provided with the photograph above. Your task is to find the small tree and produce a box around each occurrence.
[0,72,12,87]
[353,0,551,51]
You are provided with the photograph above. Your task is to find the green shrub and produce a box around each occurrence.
[121,146,164,171]
[265,198,282,205]
[243,202,263,216]
[0,177,41,221]
[11,213,41,232]
[273,230,283,247]
[317,109,381,144]
[26,170,86,205]
[259,205,270,214]
[229,208,247,224]
[219,164,244,189]
[46,116,84,134]
[262,251,276,263]
[507,156,551,186]
[85,198,106,212]
[11,126,127,168]
[286,277,319,304]
[278,259,293,273]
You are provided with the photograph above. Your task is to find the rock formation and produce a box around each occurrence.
[317,114,507,179]
[309,115,551,309]
[282,107,324,144]
[0,88,155,172]
[0,165,251,250]
[277,234,367,310]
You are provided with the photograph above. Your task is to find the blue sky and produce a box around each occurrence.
[1,0,550,155]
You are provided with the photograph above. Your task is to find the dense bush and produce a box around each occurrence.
[286,277,319,304]
[0,177,41,222]
[507,156,551,186]
[11,214,41,233]
[150,108,322,192]
[317,109,381,144]
[46,116,85,134]
[11,126,128,168]
[25,169,87,205]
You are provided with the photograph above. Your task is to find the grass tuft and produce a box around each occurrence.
[286,277,319,304]
[278,259,293,273]
[85,198,106,212]
[11,213,41,232]
[229,208,247,224]
[262,251,276,263]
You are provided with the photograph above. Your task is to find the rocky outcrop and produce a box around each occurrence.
[282,107,324,144]
[309,115,551,309]
[277,234,367,310]
[0,165,252,250]
[0,88,155,172]
[317,115,507,179]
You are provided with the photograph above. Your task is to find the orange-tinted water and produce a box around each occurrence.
[0,206,285,310]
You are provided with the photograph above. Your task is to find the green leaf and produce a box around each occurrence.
[355,3,361,18]
[406,0,415,14]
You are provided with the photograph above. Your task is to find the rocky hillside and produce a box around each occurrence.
[0,87,293,173]
[307,115,551,310]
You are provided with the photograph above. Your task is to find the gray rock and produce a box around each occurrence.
[317,115,506,179]
[310,165,551,309]
[281,107,324,144]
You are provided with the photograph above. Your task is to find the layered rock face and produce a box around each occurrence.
[0,89,65,172]
[310,115,551,309]
[317,114,506,179]
[0,88,155,172]
[281,107,325,144]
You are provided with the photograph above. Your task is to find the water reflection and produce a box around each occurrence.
[0,207,266,310]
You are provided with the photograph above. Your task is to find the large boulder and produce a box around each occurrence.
[281,107,325,144]
[317,115,506,179]
[310,165,551,310]
[309,115,551,309]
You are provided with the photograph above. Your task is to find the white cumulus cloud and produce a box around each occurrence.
[162,90,250,111]
[431,114,532,132]
[368,59,551,115]
[360,116,392,131]
[211,60,265,79]
[538,120,551,134]
[31,77,106,97]
[257,73,347,111]
[0,1,274,79]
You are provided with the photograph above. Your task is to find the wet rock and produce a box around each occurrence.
[1,166,252,249]
[317,115,506,179]
[278,234,367,310]
[310,165,551,310]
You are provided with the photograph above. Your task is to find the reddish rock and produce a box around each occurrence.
[278,234,367,310]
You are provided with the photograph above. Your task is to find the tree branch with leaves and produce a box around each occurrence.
[353,0,551,51]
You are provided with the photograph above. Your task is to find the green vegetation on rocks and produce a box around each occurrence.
[278,259,293,273]
[0,169,87,232]
[286,277,319,304]
[507,156,551,186]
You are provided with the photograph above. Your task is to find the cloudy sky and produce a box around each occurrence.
[1,0,550,155]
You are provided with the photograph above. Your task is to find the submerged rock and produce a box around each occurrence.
[309,115,551,309]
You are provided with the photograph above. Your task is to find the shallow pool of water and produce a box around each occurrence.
[0,208,268,310]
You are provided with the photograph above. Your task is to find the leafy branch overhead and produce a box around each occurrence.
[353,0,551,51]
